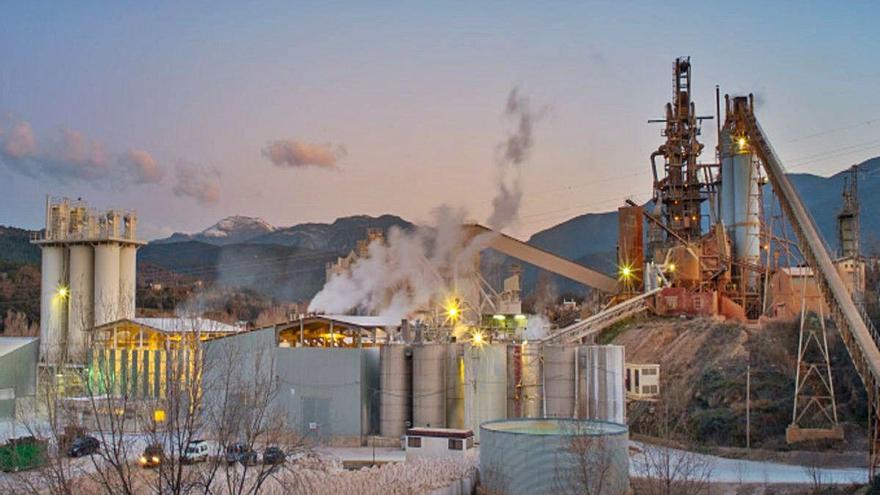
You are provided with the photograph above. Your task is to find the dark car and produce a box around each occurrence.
[224,443,257,466]
[66,435,99,458]
[262,446,285,465]
[138,444,164,469]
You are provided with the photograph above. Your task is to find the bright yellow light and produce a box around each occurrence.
[471,331,485,347]
[151,456,160,463]
[522,339,528,347]
[139,456,147,465]
[513,314,527,321]
[445,299,460,320]
[738,136,747,149]
[57,287,69,298]
[619,264,634,281]
[493,314,506,321]
[153,408,166,422]
[667,263,676,273]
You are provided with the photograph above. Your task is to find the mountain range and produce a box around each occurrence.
[2,157,878,302]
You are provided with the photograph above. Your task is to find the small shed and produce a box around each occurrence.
[405,427,474,460]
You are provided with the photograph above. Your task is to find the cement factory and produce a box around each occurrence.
[4,57,877,493]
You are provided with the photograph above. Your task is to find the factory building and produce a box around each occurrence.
[88,317,241,399]
[31,197,145,366]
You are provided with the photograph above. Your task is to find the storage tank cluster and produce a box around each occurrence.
[32,197,145,365]
[378,341,626,440]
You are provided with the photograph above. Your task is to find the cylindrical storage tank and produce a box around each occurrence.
[506,343,543,418]
[118,245,137,319]
[412,344,446,428]
[480,418,630,495]
[579,345,626,424]
[543,345,576,418]
[67,245,94,359]
[94,243,121,325]
[446,343,465,429]
[719,128,736,230]
[379,344,412,438]
[465,343,507,442]
[39,246,66,364]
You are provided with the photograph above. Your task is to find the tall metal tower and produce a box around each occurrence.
[837,165,860,259]
[649,57,710,243]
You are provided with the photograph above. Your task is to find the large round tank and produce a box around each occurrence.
[118,245,137,319]
[67,245,94,358]
[480,418,630,495]
[578,345,625,424]
[93,243,121,325]
[543,345,576,418]
[39,245,66,364]
[466,343,507,442]
[412,344,446,428]
[446,343,465,429]
[506,343,543,418]
[379,344,412,438]
[720,129,761,288]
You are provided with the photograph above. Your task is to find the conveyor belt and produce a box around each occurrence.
[741,107,880,473]
[541,288,661,344]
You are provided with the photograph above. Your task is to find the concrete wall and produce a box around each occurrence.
[275,347,379,441]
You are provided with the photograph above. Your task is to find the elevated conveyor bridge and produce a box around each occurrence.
[736,100,880,474]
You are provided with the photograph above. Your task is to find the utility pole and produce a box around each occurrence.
[746,364,751,452]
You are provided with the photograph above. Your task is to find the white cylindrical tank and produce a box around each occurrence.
[40,246,67,364]
[119,245,137,319]
[719,129,736,230]
[94,243,121,325]
[379,344,411,438]
[507,343,543,418]
[412,344,446,428]
[543,345,576,418]
[446,343,465,429]
[67,245,94,358]
[579,345,626,424]
[464,343,507,442]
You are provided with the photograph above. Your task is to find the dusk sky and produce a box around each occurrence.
[2,1,879,240]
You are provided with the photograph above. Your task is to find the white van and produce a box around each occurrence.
[182,439,216,463]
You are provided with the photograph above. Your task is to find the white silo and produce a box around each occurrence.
[119,246,137,319]
[39,245,66,364]
[68,244,94,355]
[94,243,121,325]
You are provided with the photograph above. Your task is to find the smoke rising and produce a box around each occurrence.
[262,139,346,169]
[309,89,544,320]
[487,88,543,229]
[172,163,221,206]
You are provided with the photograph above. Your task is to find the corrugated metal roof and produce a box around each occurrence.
[130,318,242,334]
[0,337,38,358]
[314,315,402,328]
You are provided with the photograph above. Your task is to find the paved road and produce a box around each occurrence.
[629,441,868,485]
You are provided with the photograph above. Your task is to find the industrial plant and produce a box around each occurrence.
[3,56,877,494]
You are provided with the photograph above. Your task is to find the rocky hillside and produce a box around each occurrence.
[611,316,868,450]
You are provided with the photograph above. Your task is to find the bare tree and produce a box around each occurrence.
[553,428,619,495]
[632,384,714,495]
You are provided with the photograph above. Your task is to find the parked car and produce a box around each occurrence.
[262,446,285,465]
[225,443,258,466]
[138,444,164,469]
[66,436,99,458]
[182,440,213,464]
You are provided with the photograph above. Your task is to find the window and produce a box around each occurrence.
[407,437,422,448]
[634,369,640,388]
[693,297,702,310]
[642,367,657,376]
[448,438,463,451]
[665,296,678,310]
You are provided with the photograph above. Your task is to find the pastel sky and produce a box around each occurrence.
[2,1,879,240]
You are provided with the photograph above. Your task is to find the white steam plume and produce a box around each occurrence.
[309,89,544,320]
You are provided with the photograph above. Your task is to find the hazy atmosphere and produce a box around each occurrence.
[3,1,878,239]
